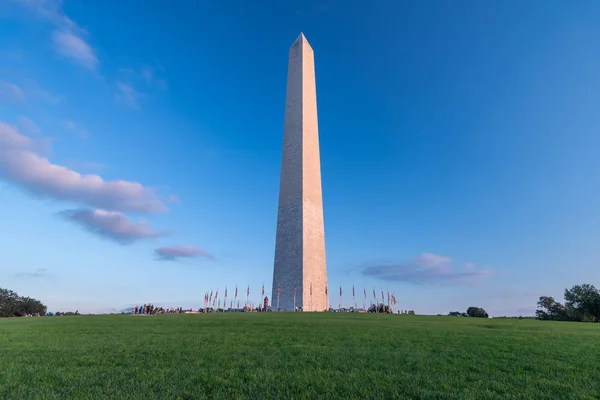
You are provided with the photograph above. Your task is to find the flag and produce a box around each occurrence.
[294,285,297,295]
[364,288,366,298]
[235,287,238,297]
[210,290,213,302]
[325,285,328,295]
[262,284,264,297]
[215,289,219,299]
[352,286,355,298]
[381,290,384,303]
[225,287,228,297]
[340,286,342,296]
[247,286,250,296]
[310,283,313,296]
[373,289,376,299]
[277,286,280,296]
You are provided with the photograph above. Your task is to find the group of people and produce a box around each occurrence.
[132,304,191,315]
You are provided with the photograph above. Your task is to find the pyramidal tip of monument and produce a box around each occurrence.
[294,32,311,47]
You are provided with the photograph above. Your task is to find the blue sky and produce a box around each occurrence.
[1,0,599,315]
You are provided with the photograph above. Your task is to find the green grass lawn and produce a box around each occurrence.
[0,313,598,399]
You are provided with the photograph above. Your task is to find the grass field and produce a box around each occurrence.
[0,313,598,399]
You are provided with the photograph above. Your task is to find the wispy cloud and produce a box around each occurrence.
[114,82,144,109]
[25,79,63,104]
[0,120,170,212]
[1,79,63,104]
[0,80,26,103]
[361,253,491,285]
[154,246,213,261]
[18,0,98,70]
[119,66,168,91]
[140,67,168,90]
[13,268,49,278]
[59,208,165,244]
[52,29,98,70]
[62,119,88,138]
[17,116,42,136]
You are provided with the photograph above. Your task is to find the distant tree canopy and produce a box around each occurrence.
[448,311,468,317]
[0,288,47,317]
[537,284,600,323]
[466,307,489,318]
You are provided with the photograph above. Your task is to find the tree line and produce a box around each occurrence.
[0,288,47,317]
[448,306,489,318]
[536,284,600,322]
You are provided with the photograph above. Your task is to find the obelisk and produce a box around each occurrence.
[272,33,328,312]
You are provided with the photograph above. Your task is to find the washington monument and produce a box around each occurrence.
[272,33,329,312]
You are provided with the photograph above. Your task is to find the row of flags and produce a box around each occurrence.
[202,285,399,309]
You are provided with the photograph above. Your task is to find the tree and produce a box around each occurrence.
[564,284,600,323]
[466,306,488,318]
[0,288,47,317]
[535,296,568,320]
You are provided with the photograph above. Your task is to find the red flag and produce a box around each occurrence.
[325,286,328,295]
[215,289,219,299]
[277,286,280,296]
[210,290,213,302]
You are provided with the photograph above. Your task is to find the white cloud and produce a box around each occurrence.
[0,122,32,148]
[59,208,164,244]
[0,80,26,103]
[0,121,169,212]
[114,82,144,109]
[52,30,98,70]
[18,0,98,70]
[361,253,491,285]
[154,246,213,261]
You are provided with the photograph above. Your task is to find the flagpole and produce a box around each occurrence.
[234,286,238,310]
[363,288,366,310]
[373,289,377,313]
[293,282,296,311]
